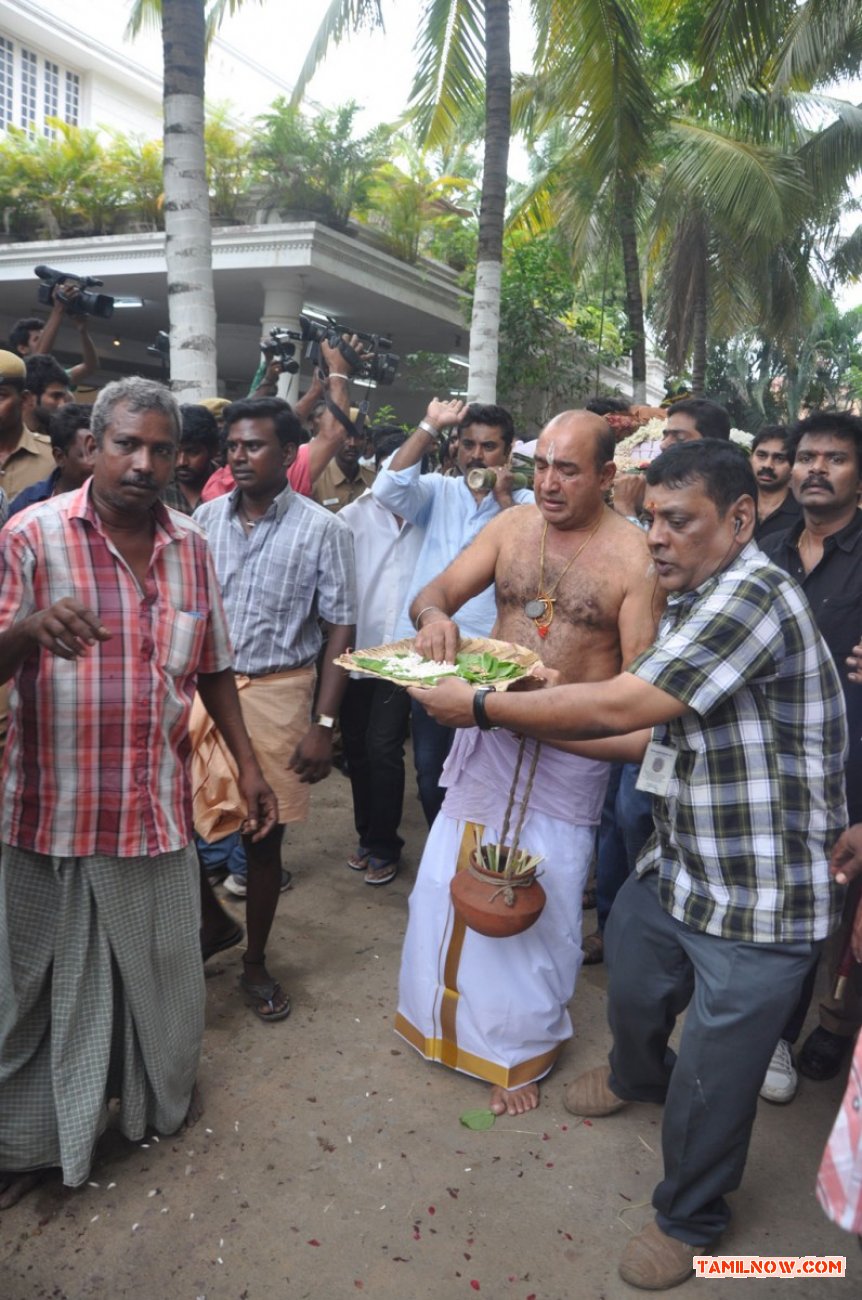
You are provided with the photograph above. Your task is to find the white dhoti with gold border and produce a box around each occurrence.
[395,728,609,1088]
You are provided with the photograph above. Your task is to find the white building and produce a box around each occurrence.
[0,0,665,416]
[0,0,296,139]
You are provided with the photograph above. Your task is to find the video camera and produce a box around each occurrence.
[34,265,114,320]
[261,327,301,375]
[299,314,399,386]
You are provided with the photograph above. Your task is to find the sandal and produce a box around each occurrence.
[364,858,398,886]
[347,846,370,871]
[201,923,244,963]
[239,962,292,1023]
[581,931,604,965]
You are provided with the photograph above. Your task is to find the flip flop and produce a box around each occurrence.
[347,847,370,871]
[239,973,292,1023]
[581,931,604,965]
[201,923,244,963]
[364,859,398,886]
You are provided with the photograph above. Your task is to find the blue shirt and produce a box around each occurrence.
[9,470,58,516]
[194,484,356,676]
[372,463,534,638]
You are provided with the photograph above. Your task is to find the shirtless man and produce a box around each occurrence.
[394,410,660,1115]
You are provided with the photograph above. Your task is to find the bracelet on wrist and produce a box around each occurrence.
[414,604,444,629]
[418,419,442,443]
[472,685,498,731]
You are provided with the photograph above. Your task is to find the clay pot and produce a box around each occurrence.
[450,850,546,939]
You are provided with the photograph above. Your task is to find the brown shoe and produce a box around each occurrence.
[563,1065,628,1117]
[619,1222,706,1290]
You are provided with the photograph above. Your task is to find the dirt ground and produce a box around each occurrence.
[0,764,858,1300]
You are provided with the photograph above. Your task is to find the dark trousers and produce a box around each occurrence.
[605,872,821,1245]
[595,762,654,932]
[340,678,411,863]
[410,699,454,827]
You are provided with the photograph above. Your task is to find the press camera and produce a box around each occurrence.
[34,265,114,319]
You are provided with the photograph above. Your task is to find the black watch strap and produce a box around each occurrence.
[472,685,497,731]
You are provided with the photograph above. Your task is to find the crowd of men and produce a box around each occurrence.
[0,306,860,1290]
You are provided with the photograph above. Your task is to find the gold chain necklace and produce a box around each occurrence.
[524,514,604,638]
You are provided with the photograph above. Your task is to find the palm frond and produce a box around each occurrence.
[662,118,809,240]
[529,0,658,180]
[291,0,385,105]
[773,0,862,90]
[409,0,486,149]
[205,0,268,42]
[830,223,862,281]
[698,0,797,87]
[797,102,862,210]
[125,0,162,39]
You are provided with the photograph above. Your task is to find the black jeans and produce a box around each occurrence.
[340,678,411,862]
[410,698,454,827]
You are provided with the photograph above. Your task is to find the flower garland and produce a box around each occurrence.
[614,417,753,471]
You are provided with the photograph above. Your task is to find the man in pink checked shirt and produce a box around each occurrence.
[0,376,276,1212]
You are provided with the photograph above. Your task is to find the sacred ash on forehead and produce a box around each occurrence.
[545,440,555,466]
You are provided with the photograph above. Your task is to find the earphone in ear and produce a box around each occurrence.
[734,518,742,534]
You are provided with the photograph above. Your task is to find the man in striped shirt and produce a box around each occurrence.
[0,376,276,1210]
[192,398,356,1023]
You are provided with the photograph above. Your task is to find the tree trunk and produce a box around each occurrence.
[690,258,708,397]
[162,0,217,398]
[467,0,510,404]
[617,178,646,404]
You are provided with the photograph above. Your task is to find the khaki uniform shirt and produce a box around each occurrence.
[0,427,55,500]
[312,460,376,513]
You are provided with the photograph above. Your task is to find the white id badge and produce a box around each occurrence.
[636,741,677,796]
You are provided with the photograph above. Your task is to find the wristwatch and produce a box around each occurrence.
[472,686,498,731]
[312,713,336,729]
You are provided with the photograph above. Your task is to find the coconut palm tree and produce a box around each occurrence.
[515,0,862,396]
[126,1,220,395]
[295,2,660,401]
[295,0,511,401]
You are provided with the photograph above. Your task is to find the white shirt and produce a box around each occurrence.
[338,490,424,673]
[372,462,533,638]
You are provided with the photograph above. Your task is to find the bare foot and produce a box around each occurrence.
[0,1170,49,1210]
[489,1082,540,1116]
[185,1081,203,1129]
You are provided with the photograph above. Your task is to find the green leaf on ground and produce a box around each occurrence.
[459,1109,497,1131]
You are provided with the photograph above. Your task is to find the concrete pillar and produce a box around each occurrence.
[260,278,306,404]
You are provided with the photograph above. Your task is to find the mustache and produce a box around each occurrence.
[756,469,776,480]
[122,475,158,491]
[802,477,833,492]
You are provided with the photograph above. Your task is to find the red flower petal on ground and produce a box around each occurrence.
[428,1206,436,1215]
[307,1239,321,1246]
[470,1283,480,1291]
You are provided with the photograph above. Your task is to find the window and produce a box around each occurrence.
[43,59,58,136]
[64,70,79,126]
[0,37,13,129]
[20,47,37,133]
[0,41,82,135]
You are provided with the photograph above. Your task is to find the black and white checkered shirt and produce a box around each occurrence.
[631,545,847,944]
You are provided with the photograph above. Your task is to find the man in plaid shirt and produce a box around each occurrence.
[0,377,276,1210]
[410,439,847,1289]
